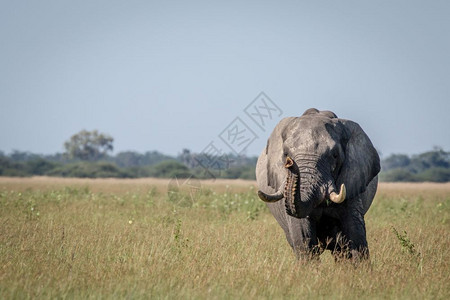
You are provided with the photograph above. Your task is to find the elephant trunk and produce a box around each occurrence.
[258,155,347,218]
[284,154,326,218]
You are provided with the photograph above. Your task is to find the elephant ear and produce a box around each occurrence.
[336,120,380,200]
[265,117,296,190]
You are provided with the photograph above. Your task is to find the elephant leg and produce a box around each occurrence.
[316,214,344,256]
[287,215,320,260]
[340,210,369,261]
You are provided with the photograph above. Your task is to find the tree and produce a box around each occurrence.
[416,167,450,182]
[179,148,196,168]
[26,159,60,175]
[114,151,143,167]
[64,130,113,161]
[379,168,418,182]
[381,154,411,171]
[379,147,450,182]
[409,147,449,173]
[148,160,192,178]
[9,150,40,162]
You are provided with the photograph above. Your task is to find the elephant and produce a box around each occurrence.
[256,108,380,261]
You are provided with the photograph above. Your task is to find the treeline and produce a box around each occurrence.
[1,146,449,182]
[0,130,256,180]
[0,149,257,180]
[0,130,450,182]
[379,147,450,182]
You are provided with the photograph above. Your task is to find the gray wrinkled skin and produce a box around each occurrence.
[256,108,380,260]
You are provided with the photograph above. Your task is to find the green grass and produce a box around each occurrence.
[0,179,449,299]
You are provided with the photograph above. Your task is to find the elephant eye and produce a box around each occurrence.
[331,149,342,174]
[332,148,341,159]
[330,151,338,171]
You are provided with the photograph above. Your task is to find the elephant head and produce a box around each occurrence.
[258,108,380,218]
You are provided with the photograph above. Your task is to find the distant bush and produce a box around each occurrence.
[147,160,192,178]
[379,168,418,182]
[1,148,448,181]
[222,165,256,180]
[382,154,411,170]
[26,159,60,175]
[415,167,450,182]
[47,162,133,178]
[112,151,174,168]
[380,148,450,182]
[0,156,28,176]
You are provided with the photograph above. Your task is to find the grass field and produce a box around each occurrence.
[0,177,449,299]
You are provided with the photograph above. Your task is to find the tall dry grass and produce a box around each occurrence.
[0,177,449,299]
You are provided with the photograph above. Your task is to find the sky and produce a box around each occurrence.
[1,0,449,158]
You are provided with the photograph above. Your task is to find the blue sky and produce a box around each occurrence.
[1,0,449,157]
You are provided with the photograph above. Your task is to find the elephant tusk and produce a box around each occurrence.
[258,190,284,202]
[329,183,346,203]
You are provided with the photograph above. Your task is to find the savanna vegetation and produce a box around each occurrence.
[0,177,449,299]
[380,147,450,182]
[1,130,449,181]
